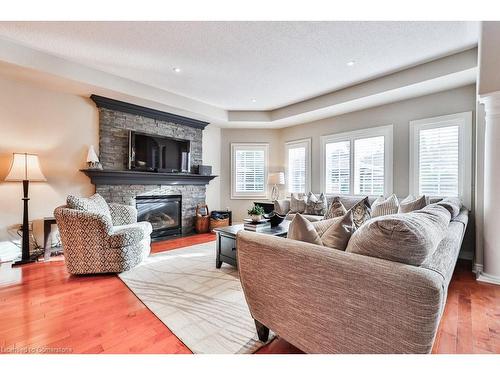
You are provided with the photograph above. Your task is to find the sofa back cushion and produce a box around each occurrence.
[346,204,451,266]
[287,213,323,245]
[67,193,112,221]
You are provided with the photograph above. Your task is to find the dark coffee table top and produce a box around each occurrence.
[213,220,290,237]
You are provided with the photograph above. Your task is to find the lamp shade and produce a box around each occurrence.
[268,172,285,185]
[5,153,46,182]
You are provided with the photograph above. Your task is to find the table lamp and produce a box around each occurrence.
[268,172,285,201]
[5,153,47,266]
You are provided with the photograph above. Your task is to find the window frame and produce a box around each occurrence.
[320,125,393,196]
[409,111,472,208]
[284,138,312,196]
[231,142,269,200]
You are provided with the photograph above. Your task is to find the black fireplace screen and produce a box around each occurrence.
[135,195,182,240]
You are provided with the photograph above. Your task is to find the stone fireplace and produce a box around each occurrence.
[85,95,216,236]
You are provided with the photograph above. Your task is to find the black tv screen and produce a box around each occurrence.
[128,131,190,173]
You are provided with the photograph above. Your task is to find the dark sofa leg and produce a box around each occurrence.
[254,319,270,342]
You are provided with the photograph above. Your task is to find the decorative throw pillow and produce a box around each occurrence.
[290,193,307,213]
[287,213,323,245]
[288,212,354,250]
[67,193,112,220]
[399,195,427,213]
[324,196,347,220]
[346,204,451,266]
[371,194,399,218]
[350,197,371,229]
[318,211,354,250]
[304,192,328,215]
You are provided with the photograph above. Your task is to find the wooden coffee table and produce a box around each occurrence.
[213,221,290,268]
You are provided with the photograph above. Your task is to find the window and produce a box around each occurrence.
[285,139,311,194]
[231,143,269,199]
[321,125,393,196]
[410,112,472,207]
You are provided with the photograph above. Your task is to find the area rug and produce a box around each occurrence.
[118,241,274,354]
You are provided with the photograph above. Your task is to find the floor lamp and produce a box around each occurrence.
[5,153,47,266]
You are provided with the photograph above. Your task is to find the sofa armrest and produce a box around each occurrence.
[273,199,291,215]
[109,203,138,226]
[237,231,445,354]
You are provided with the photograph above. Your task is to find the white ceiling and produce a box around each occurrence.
[0,21,479,111]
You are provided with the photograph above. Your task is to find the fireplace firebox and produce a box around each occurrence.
[136,195,182,241]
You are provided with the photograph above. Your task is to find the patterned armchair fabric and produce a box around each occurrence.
[54,196,152,275]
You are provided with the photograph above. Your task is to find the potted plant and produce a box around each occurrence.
[248,205,265,222]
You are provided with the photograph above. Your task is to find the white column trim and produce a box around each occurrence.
[479,90,500,115]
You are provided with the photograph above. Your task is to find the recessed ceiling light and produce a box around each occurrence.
[251,99,257,103]
[173,67,181,73]
[347,60,356,67]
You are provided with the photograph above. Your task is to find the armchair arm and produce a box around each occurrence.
[237,231,445,354]
[109,227,145,248]
[109,203,138,225]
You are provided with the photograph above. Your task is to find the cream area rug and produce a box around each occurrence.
[118,241,274,354]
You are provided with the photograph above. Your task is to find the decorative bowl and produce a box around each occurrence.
[265,211,286,227]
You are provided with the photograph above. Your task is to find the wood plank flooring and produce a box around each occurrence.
[0,233,498,354]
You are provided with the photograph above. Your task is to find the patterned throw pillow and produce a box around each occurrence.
[371,194,399,218]
[324,196,347,220]
[290,193,307,213]
[350,197,371,229]
[67,193,112,221]
[399,195,427,213]
[304,192,328,215]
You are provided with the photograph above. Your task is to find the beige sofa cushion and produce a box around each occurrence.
[290,193,307,213]
[399,195,427,213]
[436,197,461,219]
[287,213,323,245]
[346,204,451,266]
[372,194,399,217]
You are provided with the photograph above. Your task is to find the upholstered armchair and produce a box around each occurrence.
[54,194,152,275]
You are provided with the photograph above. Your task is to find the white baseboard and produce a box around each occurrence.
[476,271,500,285]
[473,263,483,274]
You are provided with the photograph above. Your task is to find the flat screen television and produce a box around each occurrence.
[128,131,191,173]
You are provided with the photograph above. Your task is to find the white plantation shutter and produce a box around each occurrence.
[418,125,459,196]
[288,147,306,193]
[231,143,268,198]
[321,125,393,196]
[354,136,385,195]
[285,139,311,194]
[325,141,350,194]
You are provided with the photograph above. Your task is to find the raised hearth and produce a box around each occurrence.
[136,195,182,240]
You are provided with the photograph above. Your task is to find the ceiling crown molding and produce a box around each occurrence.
[90,94,209,129]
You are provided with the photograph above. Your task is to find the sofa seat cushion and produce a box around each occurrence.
[67,193,112,221]
[109,222,153,248]
[346,204,451,266]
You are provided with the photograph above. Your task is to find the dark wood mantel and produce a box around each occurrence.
[81,169,217,186]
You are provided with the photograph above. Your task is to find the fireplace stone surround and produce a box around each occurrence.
[88,96,214,235]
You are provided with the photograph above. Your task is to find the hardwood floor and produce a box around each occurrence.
[0,233,498,354]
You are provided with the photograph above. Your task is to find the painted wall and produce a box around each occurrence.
[0,75,223,248]
[220,129,282,221]
[0,75,98,245]
[281,85,477,197]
